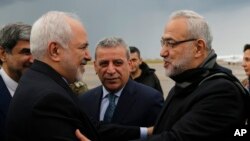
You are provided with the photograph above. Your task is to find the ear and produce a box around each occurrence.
[127,59,132,71]
[0,46,6,62]
[194,39,206,58]
[47,42,61,61]
[139,57,142,65]
[93,60,98,74]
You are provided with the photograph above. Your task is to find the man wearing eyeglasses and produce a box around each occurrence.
[77,10,249,141]
[153,10,248,141]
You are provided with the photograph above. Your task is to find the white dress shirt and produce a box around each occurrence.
[0,68,18,97]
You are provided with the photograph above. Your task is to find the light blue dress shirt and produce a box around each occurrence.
[99,87,123,121]
[99,86,148,140]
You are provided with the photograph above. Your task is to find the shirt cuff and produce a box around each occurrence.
[140,127,148,140]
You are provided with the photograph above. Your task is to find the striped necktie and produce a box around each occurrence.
[103,93,116,122]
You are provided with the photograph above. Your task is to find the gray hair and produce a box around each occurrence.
[30,11,81,60]
[0,22,31,65]
[0,22,31,53]
[169,10,213,49]
[95,37,130,59]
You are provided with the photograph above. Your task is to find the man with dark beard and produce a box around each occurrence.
[0,23,33,140]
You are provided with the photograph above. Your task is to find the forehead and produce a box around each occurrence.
[96,46,127,60]
[68,18,88,44]
[12,40,30,51]
[130,52,140,58]
[244,50,250,56]
[163,18,188,39]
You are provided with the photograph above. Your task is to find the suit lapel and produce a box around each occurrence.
[0,75,12,116]
[0,75,11,97]
[31,60,73,93]
[30,60,101,140]
[112,79,137,122]
[153,87,176,132]
[92,87,103,120]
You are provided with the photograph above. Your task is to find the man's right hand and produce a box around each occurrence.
[147,126,154,136]
[75,129,90,141]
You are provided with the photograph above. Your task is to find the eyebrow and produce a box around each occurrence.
[162,37,174,41]
[19,48,31,54]
[82,42,89,47]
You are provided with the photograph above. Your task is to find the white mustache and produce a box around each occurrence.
[163,58,171,62]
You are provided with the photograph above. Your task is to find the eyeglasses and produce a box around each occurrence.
[161,38,196,48]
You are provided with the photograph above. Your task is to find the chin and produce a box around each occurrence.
[76,72,84,82]
[75,67,85,81]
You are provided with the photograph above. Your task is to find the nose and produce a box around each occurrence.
[160,46,169,58]
[107,63,116,74]
[84,49,92,61]
[29,55,34,64]
[242,60,246,67]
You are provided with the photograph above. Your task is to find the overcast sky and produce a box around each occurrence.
[0,0,249,59]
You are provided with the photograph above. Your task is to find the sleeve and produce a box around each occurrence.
[146,91,164,126]
[30,92,83,141]
[97,122,141,141]
[146,78,246,141]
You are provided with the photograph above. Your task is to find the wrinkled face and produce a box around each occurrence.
[0,40,33,81]
[94,46,131,92]
[130,52,142,73]
[60,19,91,83]
[242,49,250,77]
[160,18,196,77]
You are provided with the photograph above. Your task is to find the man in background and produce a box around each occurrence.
[129,46,163,94]
[0,23,32,140]
[79,37,163,128]
[241,44,250,91]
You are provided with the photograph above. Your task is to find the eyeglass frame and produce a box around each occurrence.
[161,38,197,48]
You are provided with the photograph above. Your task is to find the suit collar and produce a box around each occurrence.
[88,86,103,121]
[101,86,123,99]
[0,68,17,97]
[30,60,73,94]
[0,75,11,96]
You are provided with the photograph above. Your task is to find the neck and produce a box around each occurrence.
[2,65,20,82]
[131,69,142,79]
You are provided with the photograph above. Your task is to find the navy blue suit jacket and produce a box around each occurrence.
[5,60,100,141]
[79,79,164,127]
[0,75,12,140]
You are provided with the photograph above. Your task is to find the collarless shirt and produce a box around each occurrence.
[0,68,18,97]
[99,86,124,121]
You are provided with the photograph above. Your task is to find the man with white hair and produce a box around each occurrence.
[5,11,99,141]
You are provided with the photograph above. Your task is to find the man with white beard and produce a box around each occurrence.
[5,11,100,141]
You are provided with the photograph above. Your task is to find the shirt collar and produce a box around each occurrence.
[102,86,124,99]
[0,68,18,97]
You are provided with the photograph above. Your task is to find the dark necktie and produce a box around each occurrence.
[103,93,116,122]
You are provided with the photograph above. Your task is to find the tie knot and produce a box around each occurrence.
[108,93,116,101]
